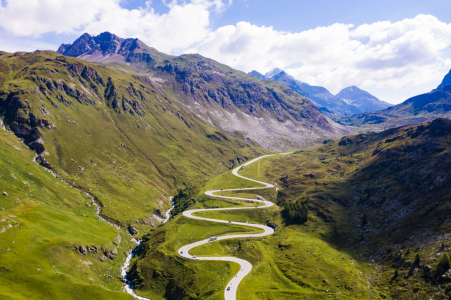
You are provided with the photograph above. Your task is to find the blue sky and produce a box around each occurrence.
[1,0,451,103]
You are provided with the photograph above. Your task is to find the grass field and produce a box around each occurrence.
[0,125,134,299]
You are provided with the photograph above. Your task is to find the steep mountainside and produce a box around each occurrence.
[130,118,451,300]
[437,69,451,89]
[247,70,265,80]
[249,69,361,116]
[337,84,451,132]
[0,50,265,230]
[240,118,451,299]
[335,85,391,113]
[271,118,451,299]
[0,121,135,300]
[58,32,350,149]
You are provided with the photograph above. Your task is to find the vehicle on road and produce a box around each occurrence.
[227,287,231,291]
[228,220,232,223]
[180,251,183,254]
[192,255,197,259]
[209,237,217,242]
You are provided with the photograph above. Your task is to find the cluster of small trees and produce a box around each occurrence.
[171,186,196,218]
[282,198,309,224]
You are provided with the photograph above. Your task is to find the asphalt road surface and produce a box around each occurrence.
[178,154,288,300]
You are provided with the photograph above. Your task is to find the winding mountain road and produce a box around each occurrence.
[178,154,286,300]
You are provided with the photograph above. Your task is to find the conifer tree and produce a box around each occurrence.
[437,253,451,271]
[414,254,420,265]
[362,214,367,227]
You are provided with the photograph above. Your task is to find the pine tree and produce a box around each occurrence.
[405,248,410,256]
[362,214,367,227]
[414,254,420,265]
[394,269,399,277]
[437,253,451,271]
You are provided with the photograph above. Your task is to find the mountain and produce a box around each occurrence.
[57,32,169,64]
[264,118,451,299]
[247,70,266,80]
[0,116,135,300]
[0,33,347,299]
[130,118,451,300]
[437,69,451,89]
[335,85,391,113]
[264,67,284,79]
[337,83,451,131]
[249,68,360,116]
[269,71,310,98]
[58,32,350,150]
[0,49,269,299]
[0,50,262,228]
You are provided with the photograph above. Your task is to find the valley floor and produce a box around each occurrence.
[130,153,375,300]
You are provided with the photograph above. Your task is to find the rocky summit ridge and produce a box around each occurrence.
[58,32,350,150]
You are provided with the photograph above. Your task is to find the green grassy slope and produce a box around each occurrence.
[131,154,373,299]
[0,50,264,231]
[126,200,263,300]
[0,124,134,299]
[245,118,451,299]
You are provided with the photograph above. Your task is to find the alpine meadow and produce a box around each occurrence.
[2,1,451,300]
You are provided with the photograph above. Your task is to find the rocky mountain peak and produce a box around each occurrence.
[247,70,265,80]
[265,68,284,79]
[437,69,451,89]
[335,85,390,113]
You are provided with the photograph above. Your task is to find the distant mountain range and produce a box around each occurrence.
[248,69,390,116]
[335,85,391,113]
[337,69,451,131]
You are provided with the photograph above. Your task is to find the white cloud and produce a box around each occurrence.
[0,0,450,103]
[0,0,224,53]
[0,32,57,52]
[190,15,451,103]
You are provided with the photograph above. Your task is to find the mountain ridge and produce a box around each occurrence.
[337,80,451,131]
[58,32,351,150]
[249,68,361,116]
[335,85,391,113]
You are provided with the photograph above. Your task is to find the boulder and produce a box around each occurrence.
[128,225,138,236]
[78,245,88,255]
[104,248,118,260]
[87,245,99,253]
